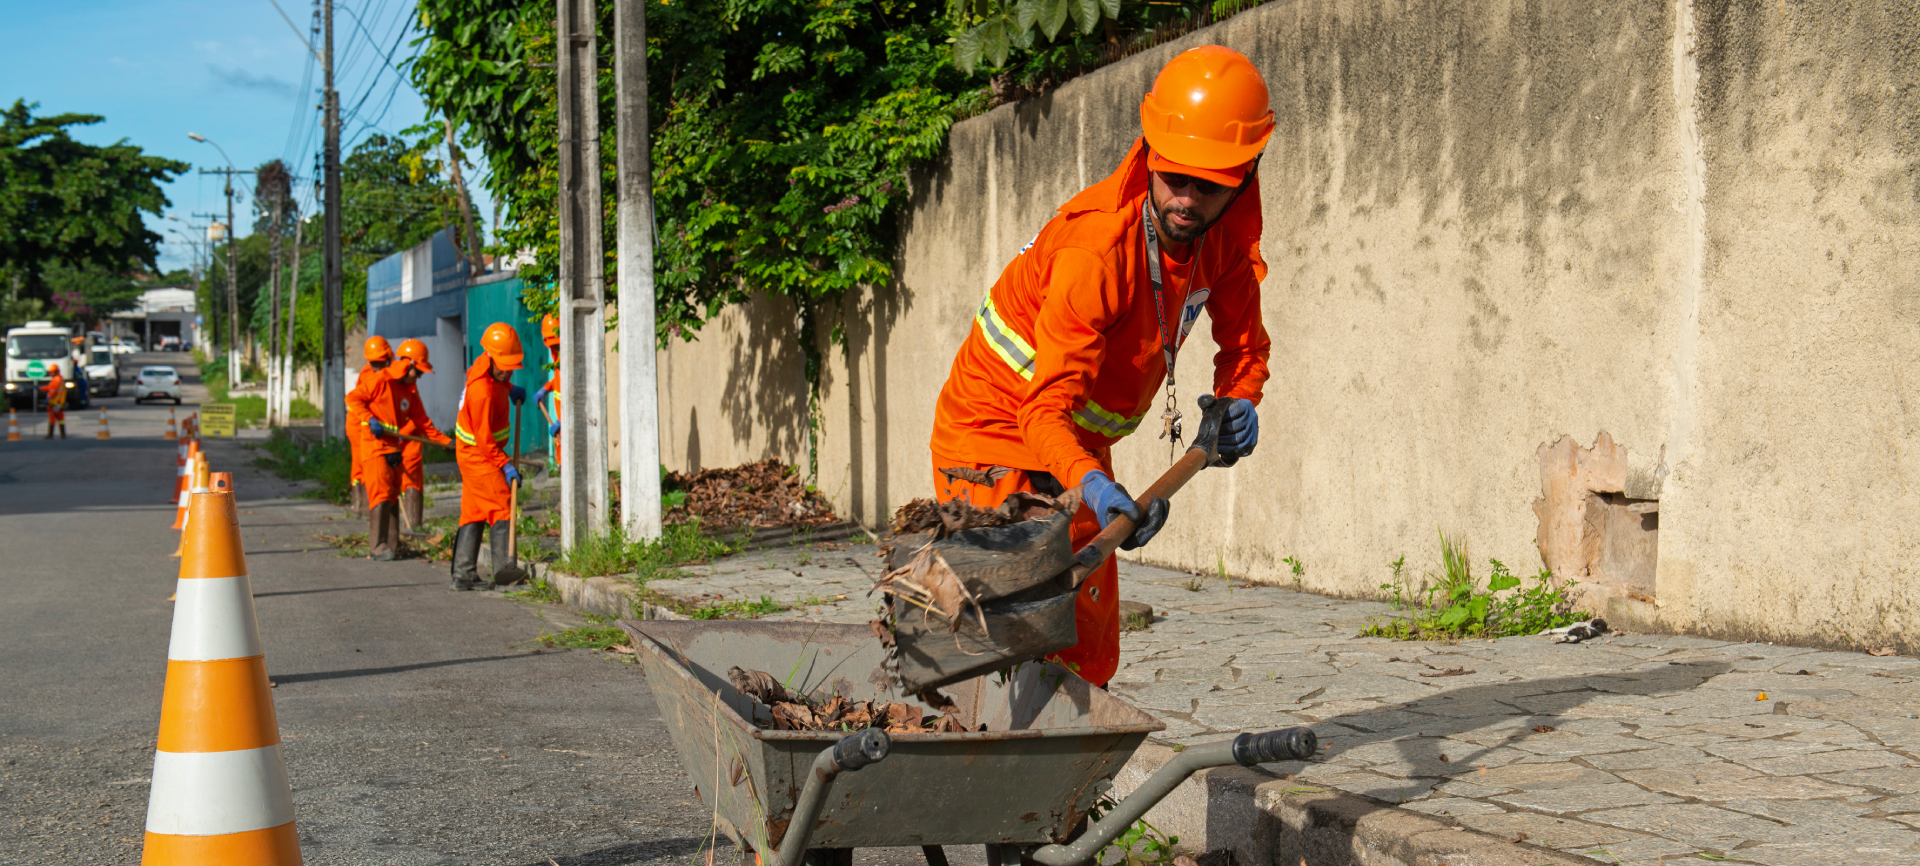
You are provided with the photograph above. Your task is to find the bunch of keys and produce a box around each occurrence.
[1157,378,1183,462]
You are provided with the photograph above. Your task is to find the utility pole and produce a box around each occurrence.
[196,167,254,382]
[556,0,611,547]
[615,0,661,540]
[321,0,345,441]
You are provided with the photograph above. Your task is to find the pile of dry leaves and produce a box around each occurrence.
[728,667,981,733]
[662,459,838,529]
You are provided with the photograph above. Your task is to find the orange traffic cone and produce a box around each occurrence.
[165,408,178,440]
[97,407,111,440]
[169,440,189,504]
[6,409,18,442]
[170,445,200,533]
[142,483,301,865]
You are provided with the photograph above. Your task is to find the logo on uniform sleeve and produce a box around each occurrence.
[1177,289,1211,345]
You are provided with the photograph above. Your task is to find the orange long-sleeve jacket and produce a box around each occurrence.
[345,364,385,451]
[345,365,409,458]
[454,356,511,470]
[930,139,1272,486]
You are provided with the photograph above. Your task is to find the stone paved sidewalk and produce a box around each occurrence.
[648,537,1920,866]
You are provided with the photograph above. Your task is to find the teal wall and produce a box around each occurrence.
[464,275,550,455]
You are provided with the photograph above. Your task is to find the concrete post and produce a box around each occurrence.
[615,0,663,541]
[557,0,612,547]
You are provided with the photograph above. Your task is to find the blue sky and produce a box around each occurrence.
[2,0,492,272]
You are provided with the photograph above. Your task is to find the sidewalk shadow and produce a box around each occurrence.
[1201,659,1734,864]
[272,653,537,685]
[512,836,718,866]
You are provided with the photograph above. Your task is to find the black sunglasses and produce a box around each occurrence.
[1155,171,1233,196]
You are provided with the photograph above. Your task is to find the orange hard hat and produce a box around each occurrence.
[541,313,559,346]
[363,335,393,363]
[1138,46,1274,186]
[396,339,433,373]
[481,322,524,370]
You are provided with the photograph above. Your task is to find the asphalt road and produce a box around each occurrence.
[0,354,724,865]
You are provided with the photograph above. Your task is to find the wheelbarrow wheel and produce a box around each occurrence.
[804,848,852,866]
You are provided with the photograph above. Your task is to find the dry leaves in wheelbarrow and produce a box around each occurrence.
[871,544,988,637]
[728,666,980,733]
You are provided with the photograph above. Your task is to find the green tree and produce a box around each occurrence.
[0,100,187,298]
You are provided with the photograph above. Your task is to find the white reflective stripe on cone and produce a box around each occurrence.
[167,576,262,662]
[145,745,296,835]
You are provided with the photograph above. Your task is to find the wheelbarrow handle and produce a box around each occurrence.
[1026,727,1318,866]
[1064,395,1235,589]
[771,729,891,866]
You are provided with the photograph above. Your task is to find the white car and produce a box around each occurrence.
[83,349,119,397]
[110,339,139,355]
[134,366,182,404]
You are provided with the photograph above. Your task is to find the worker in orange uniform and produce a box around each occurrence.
[383,340,454,533]
[536,313,561,466]
[40,365,67,439]
[346,336,394,514]
[451,323,527,591]
[928,46,1271,688]
[347,347,417,561]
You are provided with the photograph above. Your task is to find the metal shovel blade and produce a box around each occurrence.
[891,584,1079,692]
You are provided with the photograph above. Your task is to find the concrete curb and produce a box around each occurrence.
[537,566,685,622]
[1111,744,1599,866]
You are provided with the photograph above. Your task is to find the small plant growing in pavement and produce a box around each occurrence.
[1283,555,1305,589]
[1087,796,1181,866]
[1360,530,1587,640]
[1183,575,1206,592]
[556,519,738,582]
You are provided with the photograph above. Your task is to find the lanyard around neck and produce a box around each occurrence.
[1141,198,1201,385]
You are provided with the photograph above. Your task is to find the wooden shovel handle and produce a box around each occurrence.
[1064,448,1211,589]
[1062,394,1236,590]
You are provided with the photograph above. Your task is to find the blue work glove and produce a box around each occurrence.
[549,421,562,438]
[1216,396,1259,462]
[502,463,522,485]
[509,385,527,406]
[368,419,396,439]
[1079,470,1170,551]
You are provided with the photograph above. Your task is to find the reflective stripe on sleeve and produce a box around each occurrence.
[974,295,1036,381]
[1072,401,1144,438]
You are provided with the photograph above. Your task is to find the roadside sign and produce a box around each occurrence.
[24,360,45,378]
[201,403,237,437]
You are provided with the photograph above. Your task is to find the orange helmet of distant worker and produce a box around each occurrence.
[363,335,394,363]
[1138,45,1274,187]
[396,339,434,373]
[541,313,559,347]
[480,323,524,370]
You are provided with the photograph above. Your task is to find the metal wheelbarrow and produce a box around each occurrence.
[621,620,1317,866]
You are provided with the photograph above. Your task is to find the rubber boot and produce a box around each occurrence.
[350,482,366,515]
[489,520,525,587]
[401,488,424,536]
[450,522,485,590]
[367,500,398,561]
[58,422,66,440]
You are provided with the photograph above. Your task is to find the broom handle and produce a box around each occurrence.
[508,404,521,559]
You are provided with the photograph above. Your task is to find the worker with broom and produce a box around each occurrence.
[450,323,527,591]
[536,312,561,465]
[382,339,454,534]
[928,46,1271,688]
[349,340,432,561]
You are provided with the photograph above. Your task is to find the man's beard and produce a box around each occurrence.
[1155,202,1211,244]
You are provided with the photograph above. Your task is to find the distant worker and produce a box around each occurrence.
[70,337,90,408]
[40,366,67,439]
[382,340,454,533]
[346,343,413,561]
[451,323,527,590]
[345,337,394,514]
[926,46,1271,688]
[537,313,561,466]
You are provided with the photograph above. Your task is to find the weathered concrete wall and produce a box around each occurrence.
[649,0,1920,649]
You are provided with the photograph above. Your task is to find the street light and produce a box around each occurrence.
[188,132,242,386]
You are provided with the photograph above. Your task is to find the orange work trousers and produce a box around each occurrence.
[930,452,1119,688]
[348,427,365,485]
[458,452,513,525]
[359,453,401,507]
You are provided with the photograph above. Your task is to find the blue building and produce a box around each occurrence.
[365,229,473,436]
